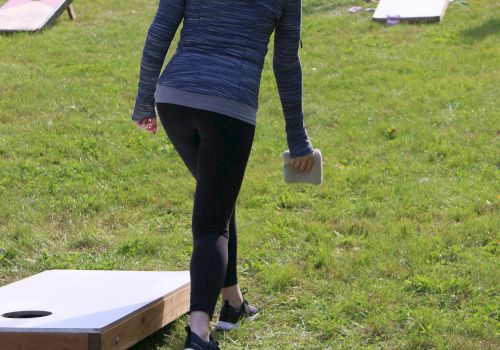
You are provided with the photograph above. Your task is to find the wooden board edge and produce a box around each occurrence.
[100,283,190,332]
[0,332,89,350]
[89,332,102,350]
[100,284,190,350]
[372,15,442,23]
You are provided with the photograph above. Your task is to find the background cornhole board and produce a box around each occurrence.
[0,0,73,32]
[373,0,449,23]
[0,270,190,350]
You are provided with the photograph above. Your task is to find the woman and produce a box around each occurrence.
[132,1,314,349]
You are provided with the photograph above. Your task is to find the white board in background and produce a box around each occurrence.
[373,0,449,23]
[0,0,73,32]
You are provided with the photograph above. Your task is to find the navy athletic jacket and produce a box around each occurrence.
[132,0,313,157]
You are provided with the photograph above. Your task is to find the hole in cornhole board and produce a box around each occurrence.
[2,311,53,318]
[0,0,74,33]
[0,270,190,350]
[373,0,450,23]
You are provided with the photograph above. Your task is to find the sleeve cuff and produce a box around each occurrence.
[287,130,314,158]
[131,104,157,121]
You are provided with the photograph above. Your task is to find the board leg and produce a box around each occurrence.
[67,4,76,20]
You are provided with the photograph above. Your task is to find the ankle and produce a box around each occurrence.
[226,297,244,309]
[189,311,211,342]
[222,285,244,308]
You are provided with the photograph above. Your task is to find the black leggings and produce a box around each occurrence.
[157,103,255,318]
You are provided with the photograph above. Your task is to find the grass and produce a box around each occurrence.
[1,0,499,349]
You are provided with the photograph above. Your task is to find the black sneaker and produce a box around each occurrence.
[184,326,220,350]
[214,299,259,331]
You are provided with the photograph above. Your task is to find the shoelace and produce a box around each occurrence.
[240,287,252,311]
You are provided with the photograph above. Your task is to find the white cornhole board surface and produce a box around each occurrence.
[373,0,449,22]
[0,0,73,32]
[0,270,190,350]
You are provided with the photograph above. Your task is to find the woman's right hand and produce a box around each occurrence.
[289,151,315,172]
[135,117,158,135]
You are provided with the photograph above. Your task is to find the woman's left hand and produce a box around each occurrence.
[135,117,158,134]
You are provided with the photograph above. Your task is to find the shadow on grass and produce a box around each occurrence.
[460,17,500,42]
[130,317,186,350]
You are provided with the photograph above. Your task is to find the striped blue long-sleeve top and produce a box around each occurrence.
[132,0,313,157]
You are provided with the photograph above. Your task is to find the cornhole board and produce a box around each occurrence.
[373,0,449,23]
[0,0,74,32]
[0,270,190,350]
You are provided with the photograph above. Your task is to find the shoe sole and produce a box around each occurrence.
[214,314,258,331]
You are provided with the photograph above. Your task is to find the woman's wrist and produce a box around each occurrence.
[287,132,313,158]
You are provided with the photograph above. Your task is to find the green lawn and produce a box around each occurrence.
[0,0,499,349]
